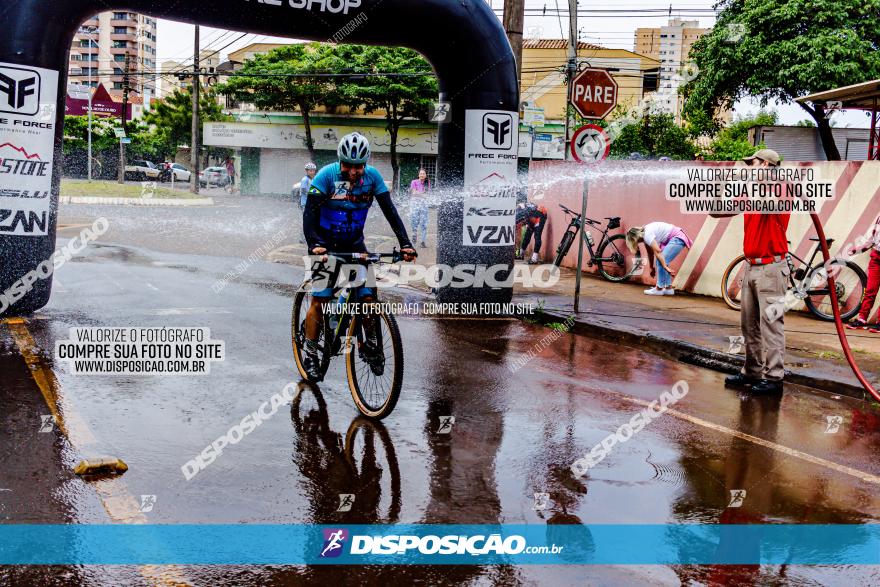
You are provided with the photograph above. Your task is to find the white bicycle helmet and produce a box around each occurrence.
[304,162,317,171]
[337,132,371,164]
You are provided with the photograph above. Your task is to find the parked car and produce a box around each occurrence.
[161,163,191,183]
[199,166,230,187]
[124,160,160,181]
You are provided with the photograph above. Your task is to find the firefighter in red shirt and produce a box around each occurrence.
[712,149,789,394]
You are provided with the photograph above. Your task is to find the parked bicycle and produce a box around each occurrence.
[291,250,405,419]
[552,204,642,282]
[720,237,867,321]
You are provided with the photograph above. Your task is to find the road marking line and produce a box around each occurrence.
[1,319,192,586]
[534,361,880,486]
[618,395,880,485]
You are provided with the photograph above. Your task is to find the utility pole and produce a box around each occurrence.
[118,52,131,184]
[563,0,579,160]
[502,0,525,87]
[190,25,200,194]
[80,25,98,181]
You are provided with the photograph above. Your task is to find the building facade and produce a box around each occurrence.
[749,125,873,161]
[159,51,223,98]
[71,12,158,98]
[519,39,660,122]
[633,19,708,121]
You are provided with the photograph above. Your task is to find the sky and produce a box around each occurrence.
[155,1,869,128]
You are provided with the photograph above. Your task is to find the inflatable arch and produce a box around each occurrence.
[0,0,519,314]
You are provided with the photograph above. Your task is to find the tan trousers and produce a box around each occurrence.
[740,259,788,381]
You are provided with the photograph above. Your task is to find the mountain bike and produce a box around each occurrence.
[720,237,867,321]
[552,204,641,282]
[291,251,405,419]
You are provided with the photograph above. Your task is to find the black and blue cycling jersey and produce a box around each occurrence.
[302,163,412,252]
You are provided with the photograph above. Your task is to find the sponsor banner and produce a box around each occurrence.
[1,524,879,565]
[463,190,517,246]
[463,110,519,246]
[464,109,519,187]
[0,62,57,237]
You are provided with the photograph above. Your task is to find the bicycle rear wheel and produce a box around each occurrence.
[597,234,642,282]
[553,231,575,267]
[345,309,403,419]
[291,289,330,382]
[804,261,867,321]
[721,255,747,311]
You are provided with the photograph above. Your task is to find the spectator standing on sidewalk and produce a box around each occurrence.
[712,149,789,394]
[224,156,236,191]
[846,213,880,332]
[409,169,430,248]
[625,222,692,295]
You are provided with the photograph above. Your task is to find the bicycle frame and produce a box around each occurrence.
[303,251,401,359]
[559,211,616,264]
[786,242,835,298]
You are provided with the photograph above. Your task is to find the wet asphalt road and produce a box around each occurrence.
[2,196,880,585]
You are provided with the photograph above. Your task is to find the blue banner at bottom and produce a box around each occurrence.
[1,524,879,565]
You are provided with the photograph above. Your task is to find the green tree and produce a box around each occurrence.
[332,45,439,192]
[704,110,777,161]
[62,115,117,155]
[605,112,696,160]
[142,88,229,163]
[216,43,337,160]
[62,115,120,178]
[682,0,880,160]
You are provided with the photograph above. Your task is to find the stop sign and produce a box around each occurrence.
[571,68,618,120]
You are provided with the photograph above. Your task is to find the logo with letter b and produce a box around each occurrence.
[0,66,41,116]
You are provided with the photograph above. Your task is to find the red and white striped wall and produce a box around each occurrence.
[528,160,880,320]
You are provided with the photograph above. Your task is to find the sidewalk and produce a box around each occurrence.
[513,265,880,401]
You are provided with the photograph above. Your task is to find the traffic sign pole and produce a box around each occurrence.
[529,126,535,162]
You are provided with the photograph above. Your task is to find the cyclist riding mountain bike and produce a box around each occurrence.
[302,132,417,381]
[515,202,547,264]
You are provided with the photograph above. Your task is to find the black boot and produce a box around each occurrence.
[724,373,759,389]
[750,379,783,394]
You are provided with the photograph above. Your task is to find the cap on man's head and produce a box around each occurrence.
[743,148,781,166]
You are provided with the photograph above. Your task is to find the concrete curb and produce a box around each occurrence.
[60,196,214,207]
[527,306,871,402]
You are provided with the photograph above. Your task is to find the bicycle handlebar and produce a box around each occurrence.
[558,204,602,226]
[323,250,407,264]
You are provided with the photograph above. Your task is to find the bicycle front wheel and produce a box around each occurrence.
[597,234,642,282]
[804,261,867,321]
[291,289,329,383]
[345,309,403,419]
[553,231,575,267]
[721,255,747,311]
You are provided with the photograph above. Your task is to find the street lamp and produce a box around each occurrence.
[79,25,98,181]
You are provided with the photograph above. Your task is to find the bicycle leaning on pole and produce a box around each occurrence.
[552,204,642,282]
